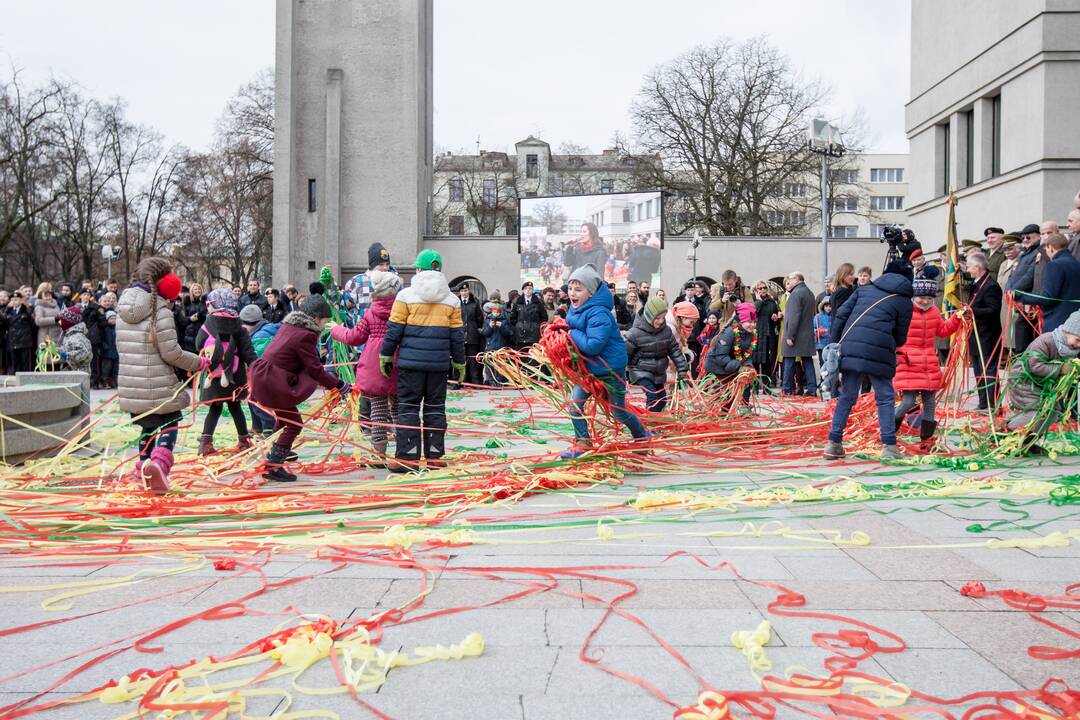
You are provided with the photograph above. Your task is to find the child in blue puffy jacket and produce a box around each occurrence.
[560,264,649,459]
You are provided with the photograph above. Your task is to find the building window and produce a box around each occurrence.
[765,210,806,226]
[941,121,951,195]
[505,215,518,235]
[600,178,614,193]
[963,109,974,187]
[991,94,1001,177]
[482,178,495,208]
[869,168,904,183]
[548,176,562,195]
[831,196,858,212]
[870,196,904,211]
[868,222,902,236]
[829,225,858,238]
[448,177,464,201]
[784,182,807,197]
[646,199,653,218]
[526,154,538,179]
[830,169,858,184]
[449,215,465,235]
[307,178,316,212]
[622,208,632,222]
[525,191,537,198]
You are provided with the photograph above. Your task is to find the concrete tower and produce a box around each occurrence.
[273,0,433,287]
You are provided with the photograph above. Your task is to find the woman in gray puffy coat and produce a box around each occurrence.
[33,282,62,352]
[116,257,206,493]
[624,296,689,412]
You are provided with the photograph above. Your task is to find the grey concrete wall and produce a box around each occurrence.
[273,0,433,287]
[423,236,892,297]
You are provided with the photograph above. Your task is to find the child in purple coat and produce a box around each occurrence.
[330,270,401,463]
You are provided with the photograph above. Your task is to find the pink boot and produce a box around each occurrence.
[142,447,174,494]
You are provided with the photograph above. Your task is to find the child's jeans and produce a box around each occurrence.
[569,374,648,442]
[249,402,276,435]
[895,389,936,425]
[132,412,182,460]
[634,378,667,412]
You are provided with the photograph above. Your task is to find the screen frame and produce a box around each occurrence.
[516,189,665,254]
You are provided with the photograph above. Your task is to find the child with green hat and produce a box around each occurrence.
[379,248,466,471]
[624,296,690,412]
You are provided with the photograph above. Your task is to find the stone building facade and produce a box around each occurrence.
[906,0,1080,240]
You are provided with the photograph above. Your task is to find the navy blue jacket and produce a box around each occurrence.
[566,282,627,377]
[482,315,513,351]
[1006,242,1039,293]
[1016,251,1080,332]
[704,324,754,377]
[830,272,913,378]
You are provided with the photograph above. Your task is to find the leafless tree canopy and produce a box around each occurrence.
[0,65,273,288]
[626,37,843,237]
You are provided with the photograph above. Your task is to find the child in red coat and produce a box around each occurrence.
[894,267,965,448]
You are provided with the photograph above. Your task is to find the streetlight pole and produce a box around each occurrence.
[808,119,845,287]
[687,229,701,282]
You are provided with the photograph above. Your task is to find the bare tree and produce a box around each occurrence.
[435,152,520,235]
[627,37,830,236]
[52,86,116,279]
[522,198,567,234]
[0,70,66,280]
[101,99,163,277]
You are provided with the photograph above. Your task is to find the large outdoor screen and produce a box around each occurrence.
[518,190,663,291]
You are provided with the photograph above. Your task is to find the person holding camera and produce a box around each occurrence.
[711,270,749,327]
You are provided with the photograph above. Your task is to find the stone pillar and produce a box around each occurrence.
[948,112,964,193]
[272,0,295,289]
[972,97,994,184]
[324,68,343,274]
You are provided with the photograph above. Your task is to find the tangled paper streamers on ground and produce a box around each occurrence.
[1,346,1079,719]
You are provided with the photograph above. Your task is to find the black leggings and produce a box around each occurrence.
[202,399,249,436]
[133,412,183,460]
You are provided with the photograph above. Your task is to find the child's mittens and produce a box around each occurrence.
[198,355,213,372]
[335,379,353,398]
[379,355,394,378]
[328,323,346,342]
[452,362,466,383]
[59,351,68,362]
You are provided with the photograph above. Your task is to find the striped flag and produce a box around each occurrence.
[943,193,963,308]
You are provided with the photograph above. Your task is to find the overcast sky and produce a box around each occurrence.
[0,0,910,155]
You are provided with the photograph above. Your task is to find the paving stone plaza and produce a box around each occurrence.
[1,387,1077,719]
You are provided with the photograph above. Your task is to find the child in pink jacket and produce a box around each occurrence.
[329,270,401,462]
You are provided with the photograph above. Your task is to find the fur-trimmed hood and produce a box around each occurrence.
[283,310,321,332]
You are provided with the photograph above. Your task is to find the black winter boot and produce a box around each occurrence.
[264,444,297,482]
[918,420,937,452]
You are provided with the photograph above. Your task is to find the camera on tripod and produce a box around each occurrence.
[880,224,904,246]
[879,225,922,267]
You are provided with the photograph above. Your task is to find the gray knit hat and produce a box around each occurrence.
[568,264,603,295]
[239,304,264,324]
[367,269,402,299]
[300,294,332,320]
[1060,309,1080,337]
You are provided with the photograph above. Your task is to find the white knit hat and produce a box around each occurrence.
[368,270,402,298]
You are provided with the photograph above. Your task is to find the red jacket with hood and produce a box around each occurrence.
[894,304,962,391]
